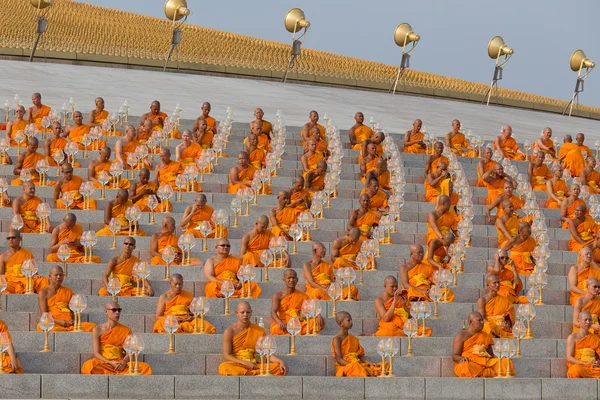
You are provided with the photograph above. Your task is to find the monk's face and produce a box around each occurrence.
[307,140,316,152]
[63,215,76,229]
[574,205,587,218]
[15,107,25,119]
[503,183,513,197]
[164,218,175,233]
[6,232,21,248]
[469,314,484,331]
[498,251,509,266]
[197,119,207,132]
[248,134,258,147]
[61,164,74,181]
[283,271,298,289]
[143,120,153,132]
[73,112,83,125]
[413,120,422,131]
[434,142,443,156]
[589,281,600,297]
[238,154,249,168]
[32,95,41,107]
[96,98,105,110]
[254,109,264,120]
[503,202,514,215]
[170,277,183,294]
[487,276,500,292]
[339,315,353,330]
[410,246,424,263]
[216,240,231,255]
[452,120,461,132]
[576,134,585,145]
[105,305,122,322]
[182,131,191,144]
[483,148,493,161]
[312,130,321,141]
[587,157,596,168]
[374,133,384,144]
[359,195,370,209]
[123,238,136,255]
[277,192,290,207]
[494,165,504,177]
[27,140,38,153]
[255,219,268,233]
[383,278,398,296]
[580,247,593,265]
[502,126,512,138]
[235,304,252,323]
[293,178,303,191]
[150,102,160,115]
[100,148,111,162]
[309,111,319,123]
[250,124,261,136]
[534,152,544,166]
[125,128,136,140]
[23,182,35,197]
[139,170,149,184]
[202,104,211,117]
[570,185,580,197]
[195,196,207,208]
[542,129,552,140]
[313,244,326,258]
[49,268,65,285]
[316,162,327,174]
[355,112,364,124]
[160,150,171,164]
[367,143,376,156]
[368,181,379,192]
[51,123,61,137]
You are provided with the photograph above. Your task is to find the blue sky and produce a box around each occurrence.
[85,0,600,107]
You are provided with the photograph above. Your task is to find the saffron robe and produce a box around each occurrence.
[454,332,509,377]
[568,216,598,252]
[242,230,274,267]
[567,333,600,378]
[153,290,216,334]
[545,179,568,209]
[495,136,525,160]
[270,291,325,335]
[404,131,426,154]
[0,320,23,373]
[184,205,228,238]
[482,295,515,338]
[56,176,97,210]
[407,262,454,302]
[426,210,458,246]
[304,261,358,300]
[332,334,382,377]
[508,236,537,275]
[46,224,101,263]
[3,248,48,294]
[37,286,95,332]
[204,256,261,298]
[531,163,552,191]
[375,297,431,337]
[149,233,200,265]
[271,207,297,238]
[98,256,140,297]
[96,199,146,236]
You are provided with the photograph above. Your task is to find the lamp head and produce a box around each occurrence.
[284,8,310,33]
[164,0,190,22]
[570,49,595,71]
[487,36,513,59]
[30,0,53,9]
[394,23,420,47]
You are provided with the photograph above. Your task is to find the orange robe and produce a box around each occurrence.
[31,105,51,130]
[18,195,43,233]
[271,207,297,238]
[426,210,458,246]
[92,110,123,136]
[454,332,508,377]
[303,153,325,175]
[242,231,274,267]
[227,166,271,194]
[354,210,381,236]
[560,143,586,177]
[308,173,325,191]
[204,256,261,298]
[132,182,172,213]
[407,262,454,302]
[531,164,551,191]
[205,116,217,135]
[46,224,101,263]
[332,334,382,377]
[157,161,195,192]
[567,333,600,378]
[585,170,600,194]
[180,143,202,166]
[509,237,537,275]
[48,137,81,167]
[92,161,130,189]
[98,256,140,297]
[424,177,450,203]
[56,176,97,210]
[486,178,508,205]
[332,236,374,270]
[360,188,388,210]
[290,189,311,214]
[495,137,525,160]
[404,131,426,154]
[150,233,200,266]
[429,156,450,173]
[360,170,390,190]
[302,123,325,145]
[449,133,473,156]
[37,286,95,332]
[304,261,358,300]
[0,320,23,374]
[375,297,431,337]
[3,248,48,294]
[270,291,325,335]
[8,119,27,147]
[495,267,526,304]
[477,160,498,187]
[532,139,555,159]
[482,295,515,338]
[573,298,600,334]
[218,323,284,376]
[563,199,588,228]
[69,124,106,150]
[96,199,146,236]
[351,125,374,150]
[497,216,519,249]
[11,152,56,187]
[248,148,266,169]
[569,216,598,252]
[153,290,216,334]
[495,195,524,219]
[81,323,152,375]
[545,179,568,209]
[570,267,600,306]
[184,205,228,238]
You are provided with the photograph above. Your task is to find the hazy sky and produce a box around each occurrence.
[86,0,600,107]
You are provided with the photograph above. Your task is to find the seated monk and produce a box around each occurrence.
[303,242,358,300]
[375,276,430,336]
[560,134,586,177]
[270,270,325,335]
[219,301,287,376]
[359,142,380,178]
[154,148,200,192]
[47,213,101,263]
[593,236,600,264]
[488,249,526,304]
[153,274,216,334]
[312,127,330,158]
[81,302,152,375]
[270,191,296,239]
[493,125,525,160]
[332,311,382,377]
[65,111,106,150]
[44,121,79,168]
[332,228,375,270]
[26,92,51,131]
[403,119,426,154]
[0,229,49,294]
[424,142,449,175]
[241,216,275,267]
[486,181,523,222]
[114,125,148,169]
[245,121,271,152]
[561,184,587,228]
[348,112,374,150]
[482,163,517,205]
[96,189,146,236]
[400,244,454,302]
[426,195,458,247]
[476,147,497,187]
[88,147,130,189]
[140,100,179,138]
[38,266,95,332]
[136,120,154,143]
[478,275,515,338]
[576,133,593,158]
[129,168,172,213]
[528,152,551,191]
[196,102,217,136]
[11,137,55,187]
[566,311,600,378]
[453,312,512,377]
[300,110,325,145]
[445,119,474,157]
[88,97,122,135]
[98,237,153,297]
[361,158,390,190]
[150,216,201,266]
[192,117,213,149]
[289,176,312,215]
[426,233,456,271]
[176,130,202,167]
[305,160,327,192]
[424,160,450,203]
[5,105,28,147]
[204,239,261,298]
[545,167,569,209]
[572,278,600,335]
[12,181,51,233]
[502,222,536,275]
[581,155,600,194]
[568,204,598,252]
[301,139,325,176]
[228,151,271,194]
[0,319,23,373]
[360,178,389,212]
[531,127,556,160]
[568,247,600,306]
[181,194,227,238]
[250,107,273,145]
[54,163,97,210]
[348,194,382,237]
[358,132,384,165]
[245,133,266,169]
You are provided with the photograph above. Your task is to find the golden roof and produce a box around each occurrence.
[1,0,598,117]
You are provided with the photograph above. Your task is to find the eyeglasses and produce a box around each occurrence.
[124,243,135,246]
[593,285,600,289]
[6,236,17,240]
[499,257,509,260]
[106,308,122,312]
[218,244,231,248]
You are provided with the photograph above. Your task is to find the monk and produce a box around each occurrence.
[301,139,325,176]
[478,275,515,338]
[488,249,526,304]
[486,181,523,222]
[5,105,28,147]
[218,301,287,376]
[360,178,389,211]
[445,119,473,157]
[0,230,48,294]
[250,108,273,141]
[532,127,555,160]
[568,247,600,306]
[47,213,101,263]
[129,168,171,212]
[545,167,569,209]
[269,191,296,239]
[482,163,517,205]
[331,228,375,270]
[502,222,536,275]
[37,266,95,332]
[375,276,430,336]
[289,176,312,215]
[88,147,130,189]
[424,142,449,175]
[228,151,268,194]
[153,274,216,334]
[26,92,51,130]
[426,233,456,271]
[493,125,525,160]
[0,320,23,373]
[403,119,426,153]
[453,312,511,377]
[476,147,498,187]
[150,216,201,266]
[572,278,600,334]
[192,117,213,149]
[358,132,384,164]
[566,311,600,378]
[81,302,152,375]
[44,121,75,167]
[140,100,172,133]
[348,112,374,149]
[359,142,380,178]
[400,244,454,302]
[528,152,551,191]
[426,195,458,246]
[241,216,275,267]
[204,239,261,298]
[581,156,600,194]
[153,148,195,191]
[568,204,598,252]
[11,137,55,187]
[576,133,593,158]
[136,120,154,142]
[88,97,122,135]
[245,120,272,152]
[270,270,325,335]
[65,111,105,150]
[245,133,266,169]
[348,194,382,237]
[54,163,97,210]
[312,127,330,158]
[362,158,391,190]
[305,160,327,192]
[424,160,450,203]
[560,134,586,177]
[114,125,145,168]
[98,237,153,297]
[194,102,216,135]
[96,189,146,236]
[12,181,50,233]
[303,242,358,300]
[175,130,202,167]
[561,184,587,228]
[592,236,600,264]
[181,194,227,238]
[301,110,325,144]
[332,311,381,377]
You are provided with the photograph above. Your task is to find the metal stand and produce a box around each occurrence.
[29,16,47,62]
[563,78,584,117]
[483,65,503,106]
[163,28,181,72]
[283,40,302,83]
[389,53,410,95]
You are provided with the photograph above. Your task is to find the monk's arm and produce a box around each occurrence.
[451,334,468,363]
[427,212,443,239]
[25,107,33,123]
[229,167,246,186]
[270,293,288,333]
[481,168,496,184]
[175,144,182,161]
[427,172,447,186]
[12,154,25,175]
[300,155,309,172]
[2,153,12,165]
[476,298,487,320]
[5,122,13,142]
[565,335,586,365]
[102,259,116,288]
[149,235,161,257]
[221,328,256,369]
[568,220,587,244]
[48,226,62,252]
[360,140,369,159]
[144,279,154,297]
[476,161,485,179]
[0,255,5,275]
[203,259,219,283]
[486,196,503,221]
[444,133,452,150]
[179,206,194,228]
[332,336,350,366]
[91,327,122,367]
[374,297,393,323]
[546,181,561,203]
[568,266,587,296]
[53,181,63,202]
[153,165,160,186]
[113,141,124,163]
[403,131,422,147]
[103,202,112,226]
[303,263,327,290]
[282,252,292,268]
[426,242,445,270]
[399,265,424,295]
[87,161,98,183]
[527,163,534,183]
[572,300,585,329]
[155,295,166,319]
[348,127,358,146]
[62,126,71,139]
[239,235,249,258]
[496,219,513,241]
[5,342,18,370]
[87,111,95,126]
[359,159,367,176]
[424,157,433,176]
[330,241,341,261]
[37,290,50,313]
[347,211,358,230]
[11,197,21,216]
